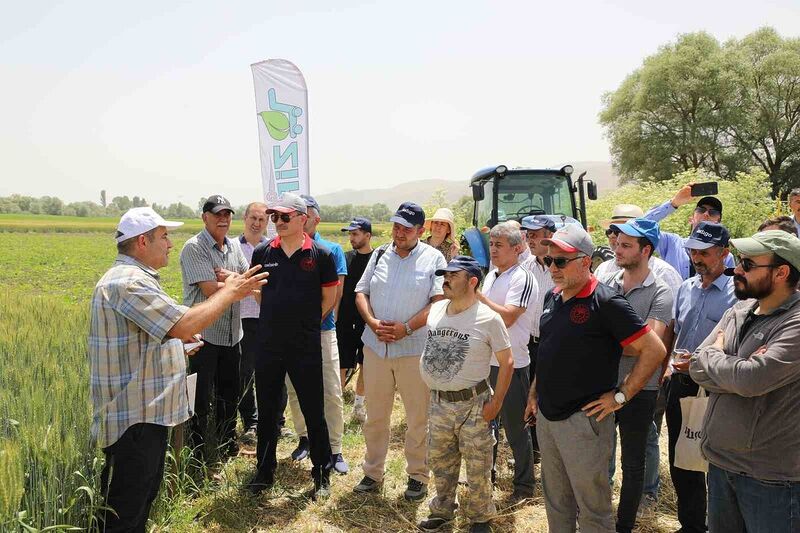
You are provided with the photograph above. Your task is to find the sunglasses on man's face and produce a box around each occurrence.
[694,206,721,218]
[605,229,619,237]
[270,212,303,223]
[543,255,586,269]
[738,257,781,273]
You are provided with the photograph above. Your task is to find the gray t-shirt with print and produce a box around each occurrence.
[420,299,511,391]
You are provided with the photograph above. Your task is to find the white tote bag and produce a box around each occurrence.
[674,387,709,473]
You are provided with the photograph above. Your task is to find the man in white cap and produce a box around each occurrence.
[90,207,267,532]
[524,223,666,533]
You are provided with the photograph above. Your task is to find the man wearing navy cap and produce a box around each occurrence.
[602,218,673,533]
[643,184,735,279]
[353,201,447,501]
[337,217,373,423]
[282,194,350,474]
[417,256,513,533]
[666,221,737,533]
[524,223,666,532]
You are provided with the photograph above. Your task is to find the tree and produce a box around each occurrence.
[112,196,132,211]
[100,190,107,208]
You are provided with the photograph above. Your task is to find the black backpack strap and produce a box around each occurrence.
[374,243,389,266]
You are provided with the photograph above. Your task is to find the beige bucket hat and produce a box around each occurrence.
[600,204,644,229]
[424,207,456,238]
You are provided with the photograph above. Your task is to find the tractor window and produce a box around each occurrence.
[496,173,573,221]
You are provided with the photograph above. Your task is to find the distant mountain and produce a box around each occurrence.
[315,161,619,207]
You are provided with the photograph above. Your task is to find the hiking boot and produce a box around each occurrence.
[244,473,274,495]
[353,475,381,493]
[404,477,427,501]
[418,516,451,531]
[352,402,367,424]
[240,428,257,446]
[509,490,534,505]
[331,453,349,475]
[291,436,310,461]
[469,521,491,533]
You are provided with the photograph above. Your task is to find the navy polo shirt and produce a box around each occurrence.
[251,233,339,355]
[536,276,649,421]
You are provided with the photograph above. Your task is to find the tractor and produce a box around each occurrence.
[461,164,614,270]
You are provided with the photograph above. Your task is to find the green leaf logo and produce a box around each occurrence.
[260,111,290,141]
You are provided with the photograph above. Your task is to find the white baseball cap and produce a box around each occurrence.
[115,207,183,243]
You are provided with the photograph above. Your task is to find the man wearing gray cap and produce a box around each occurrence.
[690,230,800,533]
[91,207,268,532]
[524,224,666,533]
[180,194,251,459]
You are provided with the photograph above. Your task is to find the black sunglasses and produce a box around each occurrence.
[739,257,781,273]
[543,255,586,269]
[694,206,721,217]
[605,229,619,237]
[270,212,303,223]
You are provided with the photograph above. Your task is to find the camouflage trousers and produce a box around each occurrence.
[427,388,497,523]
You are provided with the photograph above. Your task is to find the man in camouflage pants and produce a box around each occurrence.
[417,256,515,533]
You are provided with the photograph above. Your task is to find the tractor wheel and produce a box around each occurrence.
[591,246,614,272]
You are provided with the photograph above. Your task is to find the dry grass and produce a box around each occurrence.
[157,387,683,533]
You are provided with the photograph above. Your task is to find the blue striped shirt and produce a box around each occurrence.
[313,232,348,331]
[355,241,447,358]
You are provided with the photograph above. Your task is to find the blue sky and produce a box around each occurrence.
[1,1,798,206]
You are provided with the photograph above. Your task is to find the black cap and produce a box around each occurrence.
[696,196,723,214]
[684,221,730,250]
[300,194,321,214]
[202,194,234,214]
[389,201,425,228]
[435,255,484,282]
[341,216,372,233]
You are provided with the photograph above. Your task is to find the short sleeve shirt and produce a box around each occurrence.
[421,300,512,391]
[251,233,339,354]
[313,232,348,331]
[88,255,190,448]
[179,230,249,346]
[536,276,649,420]
[604,270,674,390]
[482,263,538,368]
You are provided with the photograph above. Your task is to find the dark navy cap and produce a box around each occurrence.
[435,255,484,282]
[390,201,425,228]
[610,218,661,250]
[300,194,321,214]
[341,216,372,233]
[684,221,730,250]
[521,215,557,233]
[696,196,723,214]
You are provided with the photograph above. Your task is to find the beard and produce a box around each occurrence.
[733,274,773,300]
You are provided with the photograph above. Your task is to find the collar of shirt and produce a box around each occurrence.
[115,253,160,280]
[389,240,422,258]
[199,228,230,252]
[610,269,656,292]
[519,248,532,263]
[488,262,521,282]
[239,234,267,246]
[553,275,599,299]
[528,255,549,272]
[690,272,729,292]
[270,233,313,251]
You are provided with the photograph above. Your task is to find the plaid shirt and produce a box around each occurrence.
[179,229,249,346]
[88,255,190,448]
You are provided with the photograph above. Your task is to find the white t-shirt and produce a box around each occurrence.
[482,263,538,368]
[421,300,511,391]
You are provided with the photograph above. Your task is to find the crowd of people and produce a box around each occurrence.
[88,184,800,533]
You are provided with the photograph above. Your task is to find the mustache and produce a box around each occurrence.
[734,274,747,285]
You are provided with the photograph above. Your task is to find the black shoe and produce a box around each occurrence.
[418,517,451,531]
[225,441,240,458]
[313,470,331,501]
[291,436,310,461]
[353,475,381,493]
[404,477,427,501]
[469,522,491,533]
[244,473,274,495]
[509,490,534,504]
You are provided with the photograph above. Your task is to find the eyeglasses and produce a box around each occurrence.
[605,229,618,237]
[543,255,586,269]
[694,206,721,217]
[270,212,303,223]
[739,258,781,273]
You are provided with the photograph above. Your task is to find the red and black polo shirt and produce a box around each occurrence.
[251,233,339,354]
[536,276,649,421]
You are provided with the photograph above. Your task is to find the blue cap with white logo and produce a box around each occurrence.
[610,217,661,250]
[435,255,484,282]
[521,215,557,233]
[390,201,425,228]
[341,216,372,233]
[684,221,730,250]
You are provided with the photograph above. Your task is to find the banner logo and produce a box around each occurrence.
[259,88,304,141]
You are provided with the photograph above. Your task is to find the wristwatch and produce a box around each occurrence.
[614,388,628,406]
[404,322,413,336]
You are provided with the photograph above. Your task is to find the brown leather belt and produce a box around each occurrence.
[435,380,490,402]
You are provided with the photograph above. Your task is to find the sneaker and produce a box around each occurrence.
[404,477,427,501]
[637,494,658,519]
[291,436,310,461]
[352,403,367,424]
[244,473,274,495]
[240,428,257,446]
[313,472,331,501]
[331,453,349,475]
[509,490,534,504]
[280,426,295,439]
[469,522,491,533]
[418,517,451,531]
[353,475,381,493]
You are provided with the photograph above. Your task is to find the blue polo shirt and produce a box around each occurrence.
[673,273,737,365]
[313,232,348,331]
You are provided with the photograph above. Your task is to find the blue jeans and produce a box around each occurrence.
[708,463,800,533]
[642,421,659,496]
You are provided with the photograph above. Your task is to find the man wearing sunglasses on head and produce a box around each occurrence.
[245,192,339,500]
[690,230,800,533]
[667,221,737,533]
[524,224,666,533]
[642,184,735,280]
